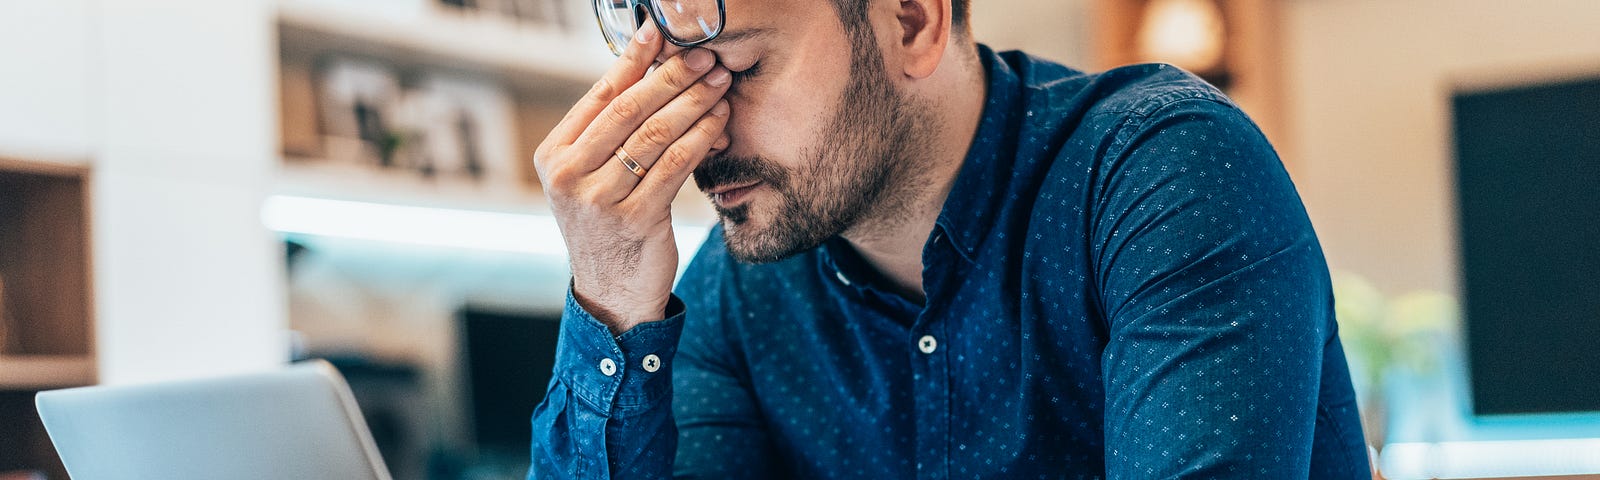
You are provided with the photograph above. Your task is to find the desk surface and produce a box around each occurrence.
[1375,340,1600,479]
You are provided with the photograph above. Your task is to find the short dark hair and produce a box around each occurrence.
[828,0,972,41]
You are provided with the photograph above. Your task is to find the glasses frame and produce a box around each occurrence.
[592,0,727,56]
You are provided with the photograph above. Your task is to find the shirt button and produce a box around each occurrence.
[641,354,662,373]
[598,358,617,376]
[917,335,938,354]
[835,270,852,286]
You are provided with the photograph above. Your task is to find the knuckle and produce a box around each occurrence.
[588,77,620,101]
[660,61,696,90]
[543,167,574,193]
[697,114,726,135]
[607,95,642,124]
[657,144,695,173]
[687,81,723,105]
[533,141,558,167]
[531,147,549,174]
[577,185,608,207]
[637,118,675,148]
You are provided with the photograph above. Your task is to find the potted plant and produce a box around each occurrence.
[1332,272,1458,451]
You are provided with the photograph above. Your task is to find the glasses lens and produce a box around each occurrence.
[594,0,645,55]
[651,0,722,45]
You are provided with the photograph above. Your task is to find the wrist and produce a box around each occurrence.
[571,280,668,335]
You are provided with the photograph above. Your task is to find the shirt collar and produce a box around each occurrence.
[933,44,1022,263]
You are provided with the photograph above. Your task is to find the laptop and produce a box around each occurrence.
[35,360,393,480]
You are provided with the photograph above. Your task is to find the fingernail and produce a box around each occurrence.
[712,99,729,117]
[637,24,656,43]
[705,67,731,87]
[686,49,714,71]
[714,135,730,149]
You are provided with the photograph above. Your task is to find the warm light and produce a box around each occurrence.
[261,195,711,259]
[1136,0,1227,73]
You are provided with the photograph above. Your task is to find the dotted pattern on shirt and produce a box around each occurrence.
[530,45,1371,480]
[673,52,1368,478]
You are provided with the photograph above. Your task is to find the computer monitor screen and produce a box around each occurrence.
[1453,74,1600,415]
[459,307,562,451]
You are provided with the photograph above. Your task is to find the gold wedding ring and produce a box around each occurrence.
[615,147,647,178]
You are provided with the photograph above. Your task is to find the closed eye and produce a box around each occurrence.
[730,62,762,83]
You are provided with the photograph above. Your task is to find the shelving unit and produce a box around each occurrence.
[0,155,93,480]
[268,4,716,474]
[274,0,605,210]
[276,0,610,95]
[272,0,717,230]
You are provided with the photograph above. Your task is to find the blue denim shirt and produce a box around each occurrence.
[531,45,1370,479]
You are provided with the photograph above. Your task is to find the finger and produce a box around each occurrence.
[547,22,664,146]
[615,66,731,172]
[628,99,730,208]
[570,47,718,171]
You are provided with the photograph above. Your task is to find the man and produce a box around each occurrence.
[529,0,1371,476]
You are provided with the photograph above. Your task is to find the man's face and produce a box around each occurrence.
[681,0,936,263]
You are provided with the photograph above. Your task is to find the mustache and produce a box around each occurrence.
[693,153,789,193]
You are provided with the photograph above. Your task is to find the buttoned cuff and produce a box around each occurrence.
[554,286,686,417]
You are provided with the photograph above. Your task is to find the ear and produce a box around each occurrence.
[894,0,951,79]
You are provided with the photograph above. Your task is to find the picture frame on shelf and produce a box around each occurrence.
[437,0,575,31]
[295,54,534,195]
[502,0,572,30]
[406,72,519,187]
[317,57,404,168]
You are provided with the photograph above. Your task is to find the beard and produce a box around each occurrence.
[691,41,937,264]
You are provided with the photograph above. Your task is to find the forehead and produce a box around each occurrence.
[722,0,812,25]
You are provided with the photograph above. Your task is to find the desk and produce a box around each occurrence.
[1375,340,1600,479]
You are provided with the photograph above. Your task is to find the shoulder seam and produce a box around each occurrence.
[1092,86,1235,118]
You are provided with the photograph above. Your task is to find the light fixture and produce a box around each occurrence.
[261,195,711,258]
[1135,0,1228,76]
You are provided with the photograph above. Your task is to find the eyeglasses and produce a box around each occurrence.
[592,0,726,56]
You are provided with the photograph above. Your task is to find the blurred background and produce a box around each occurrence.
[0,0,1596,478]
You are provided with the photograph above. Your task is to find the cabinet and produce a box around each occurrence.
[0,156,93,479]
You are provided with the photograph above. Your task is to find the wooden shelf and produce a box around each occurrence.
[276,159,554,214]
[0,166,93,344]
[270,1,716,248]
[277,0,611,96]
[0,155,88,178]
[0,158,93,479]
[0,355,95,390]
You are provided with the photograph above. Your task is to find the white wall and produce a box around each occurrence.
[969,0,1094,67]
[1283,0,1600,295]
[0,0,288,383]
[0,0,95,162]
[90,0,288,384]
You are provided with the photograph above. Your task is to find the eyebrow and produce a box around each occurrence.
[654,26,771,64]
[704,26,774,48]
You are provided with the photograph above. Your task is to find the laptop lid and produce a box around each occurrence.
[35,360,392,480]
